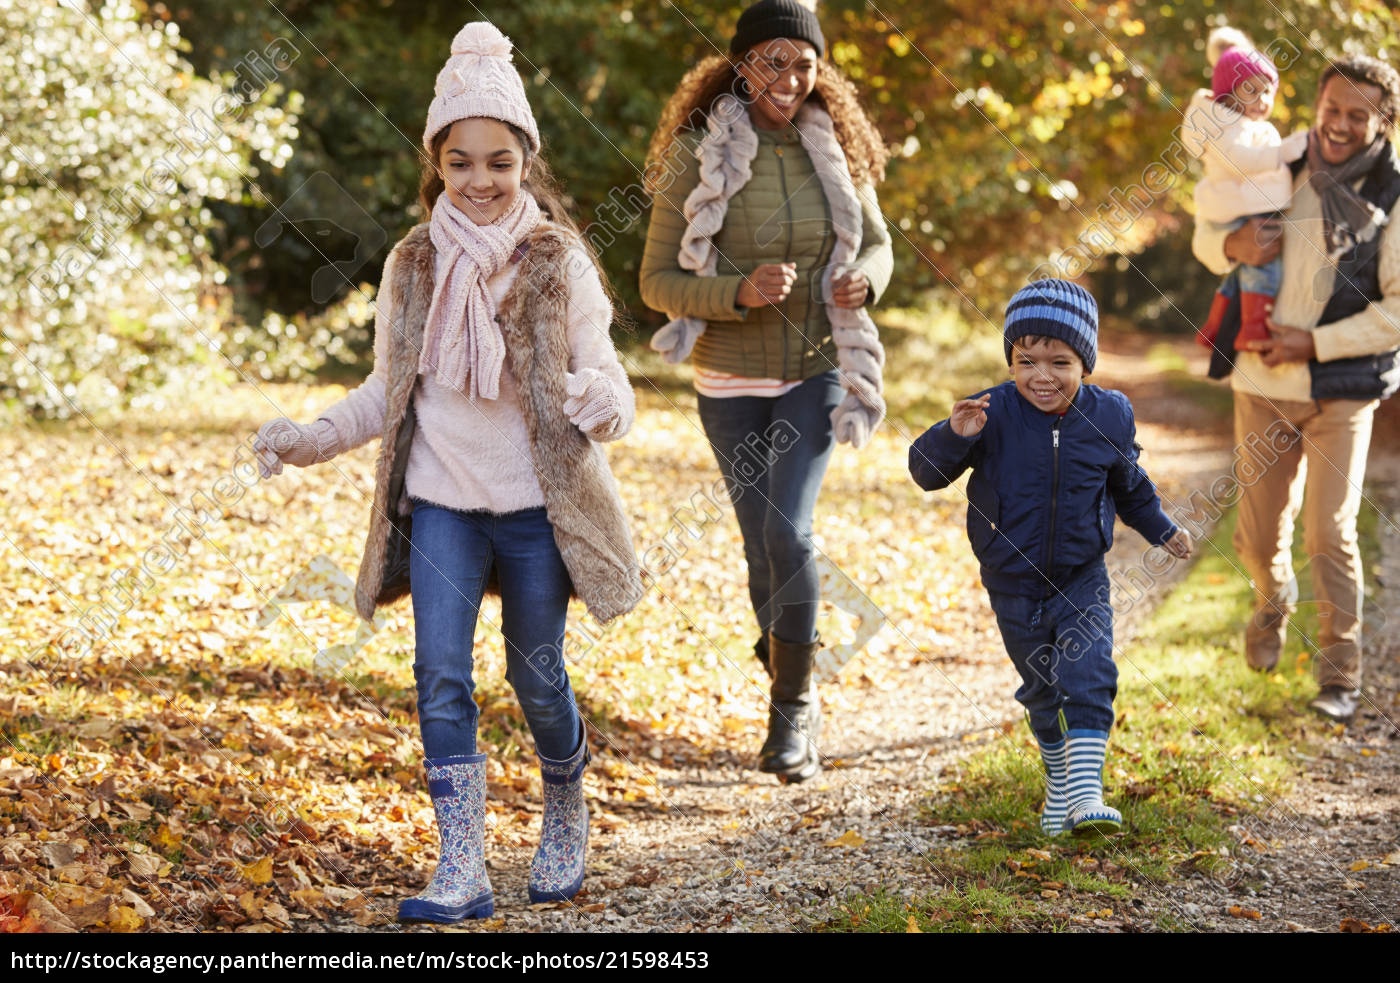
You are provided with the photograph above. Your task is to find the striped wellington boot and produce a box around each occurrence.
[1036,736,1070,835]
[1064,730,1123,836]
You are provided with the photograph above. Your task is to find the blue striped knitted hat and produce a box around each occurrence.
[1003,278,1099,374]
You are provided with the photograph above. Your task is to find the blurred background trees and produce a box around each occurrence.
[6,0,1398,417]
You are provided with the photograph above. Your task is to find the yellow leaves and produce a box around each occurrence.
[237,856,274,885]
[825,830,866,849]
[905,914,922,933]
[238,891,291,925]
[886,34,910,58]
[237,890,262,918]
[1227,905,1262,920]
[1348,860,1370,871]
[151,823,182,853]
[289,888,325,913]
[104,905,143,932]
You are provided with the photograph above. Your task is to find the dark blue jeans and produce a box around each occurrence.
[409,502,580,761]
[696,371,842,645]
[986,562,1117,743]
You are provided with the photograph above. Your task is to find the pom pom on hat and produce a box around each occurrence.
[1207,26,1252,66]
[423,21,540,155]
[452,22,513,57]
[1207,26,1278,101]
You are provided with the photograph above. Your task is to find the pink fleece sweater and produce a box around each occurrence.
[317,245,635,514]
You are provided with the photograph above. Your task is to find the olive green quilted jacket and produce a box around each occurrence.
[639,124,893,381]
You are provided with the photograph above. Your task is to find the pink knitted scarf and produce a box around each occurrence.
[420,188,541,399]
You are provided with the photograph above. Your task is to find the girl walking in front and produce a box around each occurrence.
[254,22,642,921]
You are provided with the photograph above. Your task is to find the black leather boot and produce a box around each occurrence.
[754,634,772,679]
[758,633,821,783]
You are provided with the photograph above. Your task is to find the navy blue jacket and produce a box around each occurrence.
[908,382,1178,597]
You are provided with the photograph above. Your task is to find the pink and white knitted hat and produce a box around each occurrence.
[422,22,540,155]
[1207,26,1278,100]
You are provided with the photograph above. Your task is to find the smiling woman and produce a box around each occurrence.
[639,0,894,786]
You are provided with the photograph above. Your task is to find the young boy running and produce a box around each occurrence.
[909,279,1192,835]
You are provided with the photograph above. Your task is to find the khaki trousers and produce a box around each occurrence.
[1231,391,1376,690]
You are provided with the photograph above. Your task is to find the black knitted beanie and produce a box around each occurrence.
[729,0,825,58]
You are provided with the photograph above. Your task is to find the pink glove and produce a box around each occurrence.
[563,368,624,441]
[253,417,342,478]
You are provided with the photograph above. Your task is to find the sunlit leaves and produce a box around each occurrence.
[0,0,299,419]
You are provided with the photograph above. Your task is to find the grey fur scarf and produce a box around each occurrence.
[353,222,644,625]
[649,93,886,449]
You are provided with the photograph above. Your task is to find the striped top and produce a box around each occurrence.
[693,367,801,398]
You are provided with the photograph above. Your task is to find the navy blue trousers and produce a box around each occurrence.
[986,561,1117,743]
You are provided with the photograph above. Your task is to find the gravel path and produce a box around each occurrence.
[364,335,1277,934]
[320,335,1397,934]
[1136,457,1400,933]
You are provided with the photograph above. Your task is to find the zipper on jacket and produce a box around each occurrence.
[775,142,793,376]
[1034,418,1063,628]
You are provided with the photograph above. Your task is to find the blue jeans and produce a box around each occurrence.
[409,502,580,760]
[985,562,1117,743]
[1220,214,1283,296]
[696,371,842,644]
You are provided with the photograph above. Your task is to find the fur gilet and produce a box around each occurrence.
[353,222,644,625]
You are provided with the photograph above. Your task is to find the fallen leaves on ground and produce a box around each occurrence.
[0,385,992,932]
[824,831,867,849]
[1340,918,1393,933]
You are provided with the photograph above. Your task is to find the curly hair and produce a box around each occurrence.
[1319,54,1400,129]
[644,53,889,193]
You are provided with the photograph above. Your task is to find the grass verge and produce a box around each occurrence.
[819,501,1381,933]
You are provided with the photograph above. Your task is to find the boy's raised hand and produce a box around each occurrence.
[1163,528,1193,559]
[949,394,991,437]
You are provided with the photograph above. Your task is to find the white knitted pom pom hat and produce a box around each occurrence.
[423,22,540,155]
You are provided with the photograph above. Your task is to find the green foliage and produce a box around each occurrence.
[159,0,738,328]
[0,0,300,418]
[20,1,1395,412]
[161,0,1399,340]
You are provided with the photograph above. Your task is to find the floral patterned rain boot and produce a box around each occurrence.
[397,753,494,922]
[528,724,590,903]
